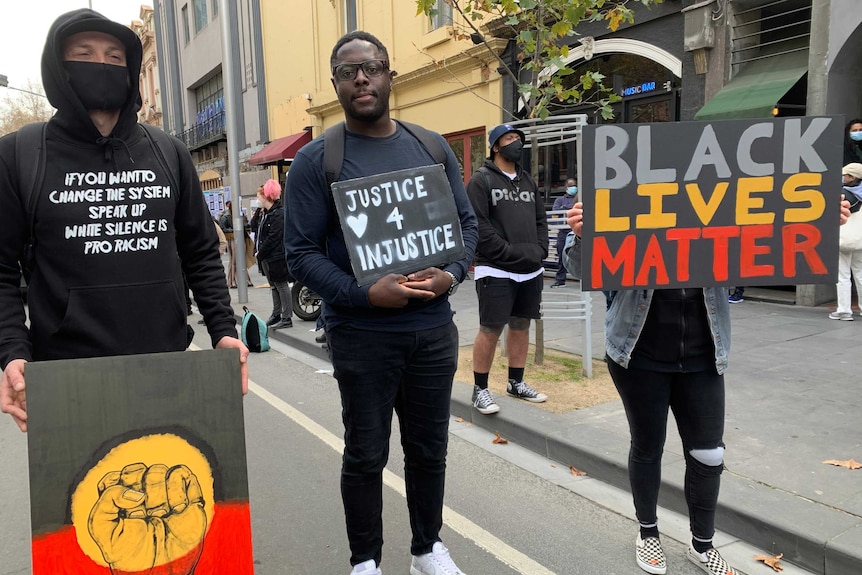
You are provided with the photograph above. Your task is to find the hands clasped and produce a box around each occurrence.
[88,462,207,574]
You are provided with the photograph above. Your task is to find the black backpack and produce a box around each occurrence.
[322,120,448,187]
[14,122,181,281]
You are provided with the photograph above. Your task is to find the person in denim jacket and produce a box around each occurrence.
[564,199,851,575]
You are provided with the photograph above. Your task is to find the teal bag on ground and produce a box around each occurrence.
[241,306,270,353]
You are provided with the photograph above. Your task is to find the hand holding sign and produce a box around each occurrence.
[88,462,206,574]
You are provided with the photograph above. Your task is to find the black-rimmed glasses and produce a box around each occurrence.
[332,59,389,82]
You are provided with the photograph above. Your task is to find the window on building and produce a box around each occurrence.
[195,74,224,120]
[430,0,453,30]
[445,128,485,186]
[181,5,190,44]
[212,0,218,17]
[344,0,357,33]
[193,0,208,33]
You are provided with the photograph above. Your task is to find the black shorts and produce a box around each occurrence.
[475,274,543,326]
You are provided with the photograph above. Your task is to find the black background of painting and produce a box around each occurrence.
[26,349,248,535]
[331,164,466,286]
[579,117,844,290]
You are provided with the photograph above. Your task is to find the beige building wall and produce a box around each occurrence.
[260,0,508,154]
[132,6,162,128]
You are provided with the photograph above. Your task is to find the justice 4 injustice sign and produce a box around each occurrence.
[579,116,844,290]
[331,164,466,286]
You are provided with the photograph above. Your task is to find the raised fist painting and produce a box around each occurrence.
[68,433,216,575]
[89,463,207,574]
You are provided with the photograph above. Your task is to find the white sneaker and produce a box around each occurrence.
[410,542,466,575]
[686,546,742,575]
[635,533,666,574]
[828,311,854,321]
[350,558,381,575]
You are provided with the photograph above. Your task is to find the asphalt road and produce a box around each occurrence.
[0,320,815,575]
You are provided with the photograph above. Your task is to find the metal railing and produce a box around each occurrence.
[178,111,226,150]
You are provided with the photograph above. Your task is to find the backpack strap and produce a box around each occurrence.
[323,122,346,188]
[323,120,449,187]
[140,124,181,195]
[15,122,48,279]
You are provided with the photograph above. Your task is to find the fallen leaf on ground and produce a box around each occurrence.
[569,465,586,477]
[455,417,464,423]
[492,432,508,445]
[822,459,862,470]
[754,553,784,572]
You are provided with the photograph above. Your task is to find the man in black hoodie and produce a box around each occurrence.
[0,9,248,432]
[467,124,549,415]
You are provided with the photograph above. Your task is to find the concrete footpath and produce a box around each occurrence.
[226,268,861,575]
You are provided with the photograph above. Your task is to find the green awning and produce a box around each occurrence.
[694,50,809,121]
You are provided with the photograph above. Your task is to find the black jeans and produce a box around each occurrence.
[328,322,458,566]
[607,359,725,542]
[555,230,569,283]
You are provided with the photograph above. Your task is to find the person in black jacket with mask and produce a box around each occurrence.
[0,9,248,431]
[466,124,549,415]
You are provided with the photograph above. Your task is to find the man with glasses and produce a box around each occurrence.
[284,31,477,575]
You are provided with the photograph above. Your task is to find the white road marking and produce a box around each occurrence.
[248,380,558,575]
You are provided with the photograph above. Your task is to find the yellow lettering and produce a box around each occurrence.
[736,177,774,225]
[635,183,678,229]
[782,173,824,223]
[595,189,630,232]
[685,182,729,226]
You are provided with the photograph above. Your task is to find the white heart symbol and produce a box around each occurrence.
[346,213,368,238]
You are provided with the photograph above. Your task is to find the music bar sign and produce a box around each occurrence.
[331,164,465,286]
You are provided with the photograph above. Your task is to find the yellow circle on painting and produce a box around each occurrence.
[69,433,215,567]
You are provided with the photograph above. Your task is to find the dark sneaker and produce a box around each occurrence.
[265,314,282,326]
[635,534,666,574]
[551,282,565,288]
[687,546,742,575]
[507,379,547,403]
[472,385,499,415]
[728,291,744,304]
[271,318,293,329]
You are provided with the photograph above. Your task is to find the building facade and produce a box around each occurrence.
[131,6,163,128]
[152,0,270,214]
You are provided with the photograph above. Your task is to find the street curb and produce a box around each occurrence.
[253,319,862,575]
[448,387,862,575]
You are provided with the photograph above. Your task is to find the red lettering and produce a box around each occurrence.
[636,234,670,286]
[665,228,701,282]
[740,224,774,278]
[702,226,741,282]
[783,223,826,277]
[592,235,636,289]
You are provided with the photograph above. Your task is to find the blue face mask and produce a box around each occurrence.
[850,132,862,142]
[566,186,578,196]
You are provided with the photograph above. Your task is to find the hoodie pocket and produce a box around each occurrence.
[54,280,187,356]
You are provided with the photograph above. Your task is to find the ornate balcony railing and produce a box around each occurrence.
[178,110,226,150]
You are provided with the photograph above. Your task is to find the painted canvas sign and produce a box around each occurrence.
[579,117,843,290]
[25,349,253,575]
[330,164,466,286]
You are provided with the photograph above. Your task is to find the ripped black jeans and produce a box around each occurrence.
[607,359,726,542]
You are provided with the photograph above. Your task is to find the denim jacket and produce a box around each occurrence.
[564,234,731,374]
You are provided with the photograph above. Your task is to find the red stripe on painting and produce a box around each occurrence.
[32,501,253,575]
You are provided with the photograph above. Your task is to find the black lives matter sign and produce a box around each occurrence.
[331,164,465,286]
[579,117,843,290]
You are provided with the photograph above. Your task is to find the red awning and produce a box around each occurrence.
[248,130,312,166]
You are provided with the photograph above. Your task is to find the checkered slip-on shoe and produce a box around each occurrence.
[635,534,666,574]
[687,546,742,575]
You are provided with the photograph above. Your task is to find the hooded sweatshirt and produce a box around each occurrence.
[466,158,549,273]
[0,9,236,367]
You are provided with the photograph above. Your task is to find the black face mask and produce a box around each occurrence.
[498,140,523,163]
[64,61,129,111]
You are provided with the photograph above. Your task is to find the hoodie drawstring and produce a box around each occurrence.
[96,136,135,170]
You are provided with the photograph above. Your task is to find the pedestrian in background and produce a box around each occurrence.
[255,180,293,329]
[283,31,478,575]
[830,163,862,320]
[551,177,577,288]
[466,124,548,416]
[0,9,248,432]
[843,118,862,165]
